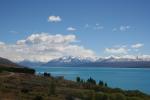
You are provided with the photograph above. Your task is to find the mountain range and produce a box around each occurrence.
[18,56,150,68]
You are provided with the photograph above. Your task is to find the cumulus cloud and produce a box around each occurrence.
[131,43,144,48]
[18,33,76,44]
[0,33,95,62]
[105,47,129,54]
[67,27,76,31]
[105,43,144,55]
[48,16,61,22]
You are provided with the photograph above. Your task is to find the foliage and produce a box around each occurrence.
[43,72,51,77]
[0,66,35,74]
[0,72,149,100]
[76,76,80,83]
[86,77,96,85]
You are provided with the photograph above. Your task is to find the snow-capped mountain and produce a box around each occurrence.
[42,56,150,67]
[43,56,94,67]
[18,56,150,68]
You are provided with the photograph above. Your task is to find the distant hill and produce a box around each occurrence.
[18,60,44,67]
[0,57,24,68]
[0,57,35,74]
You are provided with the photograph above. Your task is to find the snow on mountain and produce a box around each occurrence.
[18,55,150,67]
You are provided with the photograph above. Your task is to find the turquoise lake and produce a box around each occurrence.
[34,67,150,94]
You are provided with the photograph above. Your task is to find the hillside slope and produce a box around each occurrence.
[0,57,35,74]
[0,57,24,68]
[0,72,150,100]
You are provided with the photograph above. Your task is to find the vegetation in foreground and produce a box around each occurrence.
[0,66,35,74]
[0,69,150,100]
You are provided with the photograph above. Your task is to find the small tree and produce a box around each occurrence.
[44,72,51,77]
[104,82,108,87]
[98,80,104,86]
[76,76,81,83]
[87,77,96,85]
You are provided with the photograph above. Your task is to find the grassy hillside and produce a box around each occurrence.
[0,72,150,100]
[0,57,35,74]
[0,57,23,68]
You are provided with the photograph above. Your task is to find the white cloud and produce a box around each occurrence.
[67,27,76,31]
[0,42,5,45]
[0,42,5,49]
[112,25,130,32]
[131,43,144,49]
[104,54,150,61]
[105,47,128,54]
[112,28,117,32]
[9,30,19,34]
[16,40,26,45]
[139,55,150,61]
[120,25,130,31]
[84,24,90,28]
[94,24,104,30]
[84,24,104,30]
[120,55,136,59]
[48,16,61,22]
[94,26,104,30]
[0,33,95,62]
[105,43,144,55]
[24,33,76,44]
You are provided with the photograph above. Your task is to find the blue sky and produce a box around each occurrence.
[0,0,150,61]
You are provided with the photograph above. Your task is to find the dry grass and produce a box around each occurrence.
[0,72,150,100]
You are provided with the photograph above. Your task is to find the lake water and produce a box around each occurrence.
[34,66,150,94]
